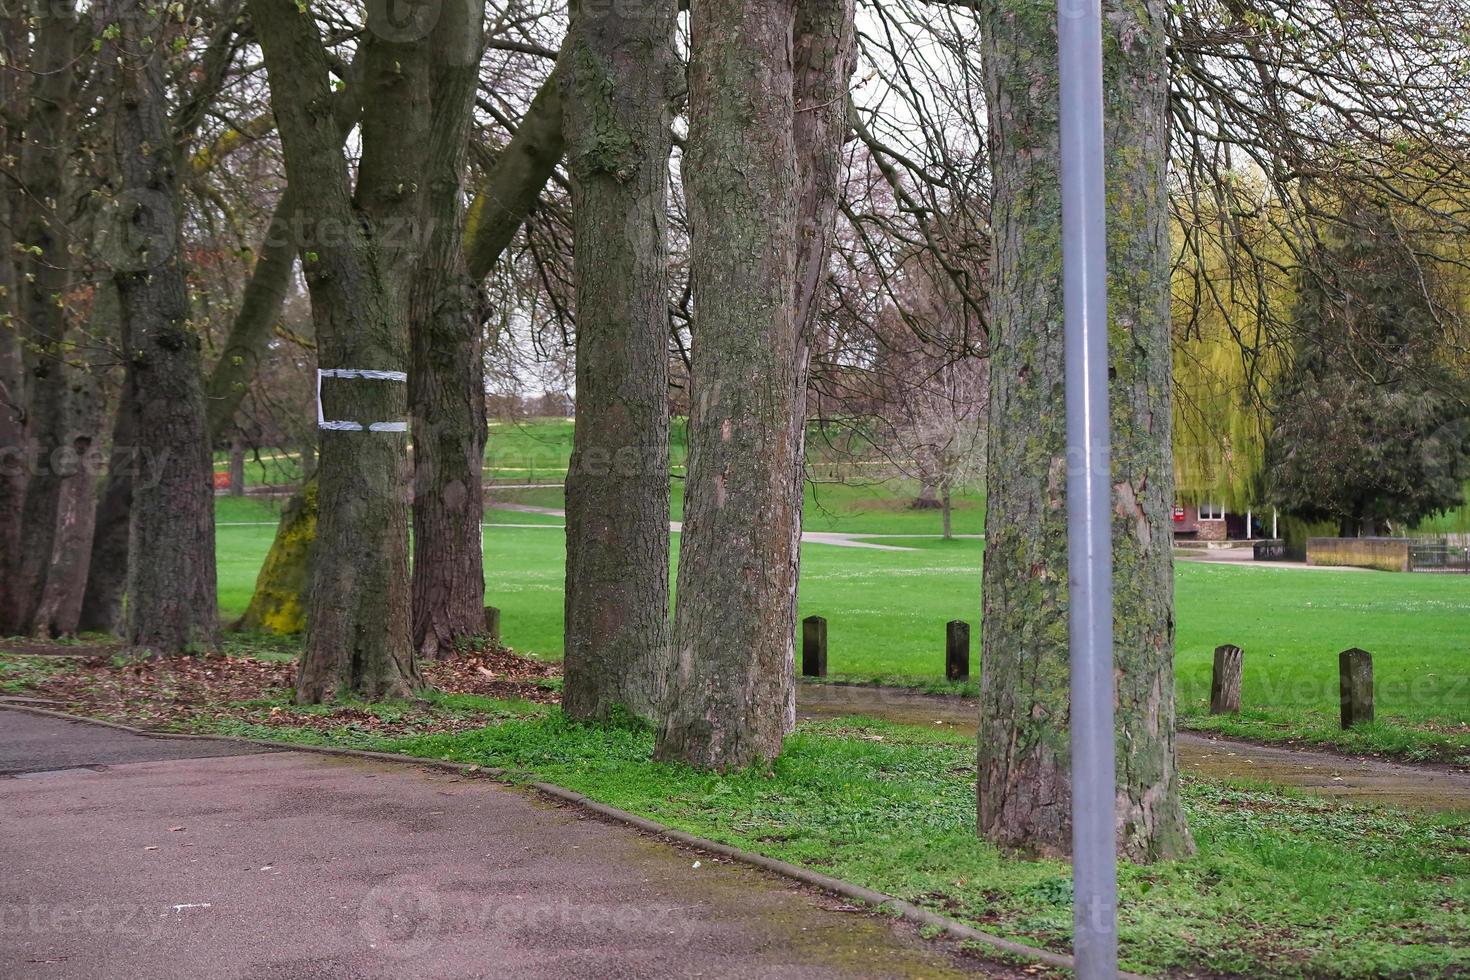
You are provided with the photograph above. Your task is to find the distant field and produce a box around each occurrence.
[210,418,1469,759]
[214,495,1470,760]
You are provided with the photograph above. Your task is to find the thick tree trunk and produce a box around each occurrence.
[85,191,304,633]
[9,0,82,636]
[237,479,315,634]
[654,0,803,770]
[111,2,220,654]
[238,38,564,651]
[24,289,108,639]
[560,0,676,722]
[253,0,425,701]
[976,0,1192,862]
[78,379,136,634]
[0,8,25,633]
[785,0,856,727]
[26,403,101,637]
[409,0,489,661]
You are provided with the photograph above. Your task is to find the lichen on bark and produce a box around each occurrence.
[976,0,1193,863]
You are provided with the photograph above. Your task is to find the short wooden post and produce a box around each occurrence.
[483,606,502,645]
[1339,648,1374,728]
[802,616,827,678]
[946,621,970,682]
[1209,644,1243,715]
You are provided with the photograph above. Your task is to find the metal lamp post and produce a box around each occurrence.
[1057,0,1119,976]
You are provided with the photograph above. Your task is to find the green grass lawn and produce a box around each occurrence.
[213,499,1470,760]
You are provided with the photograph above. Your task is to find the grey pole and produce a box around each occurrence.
[1056,0,1118,977]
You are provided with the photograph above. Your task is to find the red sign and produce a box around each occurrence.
[1172,506,1186,522]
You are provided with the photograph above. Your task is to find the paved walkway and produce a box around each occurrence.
[491,503,920,552]
[797,685,1470,813]
[0,710,1006,980]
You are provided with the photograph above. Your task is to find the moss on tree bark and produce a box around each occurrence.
[560,0,677,723]
[976,0,1193,863]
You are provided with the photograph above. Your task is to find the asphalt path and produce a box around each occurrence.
[0,709,1007,980]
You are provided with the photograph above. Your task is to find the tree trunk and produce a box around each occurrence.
[227,436,246,495]
[409,0,489,660]
[914,477,940,509]
[237,479,316,634]
[253,0,426,701]
[25,289,109,638]
[9,0,82,636]
[941,487,953,541]
[238,35,564,651]
[560,0,677,723]
[203,197,298,437]
[465,58,568,281]
[0,5,26,633]
[654,0,803,770]
[78,380,136,634]
[111,2,220,654]
[202,56,367,441]
[783,0,856,729]
[976,0,1192,862]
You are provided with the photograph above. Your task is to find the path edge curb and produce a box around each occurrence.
[0,702,1149,979]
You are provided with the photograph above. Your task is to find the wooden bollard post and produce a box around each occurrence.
[1339,648,1374,728]
[1210,644,1243,715]
[802,616,827,678]
[946,621,970,682]
[483,606,502,645]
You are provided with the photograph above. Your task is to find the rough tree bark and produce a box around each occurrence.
[110,0,220,654]
[24,365,102,637]
[784,0,856,727]
[976,0,1193,862]
[252,0,425,700]
[9,0,84,636]
[654,0,804,770]
[409,0,489,660]
[560,0,677,722]
[82,193,300,635]
[0,3,25,631]
[77,375,135,634]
